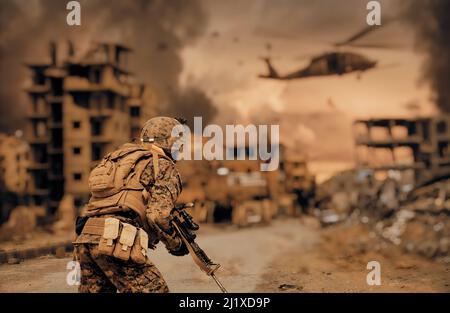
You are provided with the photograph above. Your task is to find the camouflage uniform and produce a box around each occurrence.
[75,244,169,293]
[74,117,185,293]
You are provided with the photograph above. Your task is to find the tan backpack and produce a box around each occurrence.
[88,147,152,198]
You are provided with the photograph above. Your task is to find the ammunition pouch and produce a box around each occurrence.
[131,229,149,264]
[98,218,120,256]
[80,217,151,264]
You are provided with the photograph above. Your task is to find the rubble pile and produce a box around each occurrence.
[376,179,450,261]
[316,171,449,262]
[315,170,360,226]
[315,169,383,226]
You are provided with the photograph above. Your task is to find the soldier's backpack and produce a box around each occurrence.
[88,146,152,198]
[84,143,170,231]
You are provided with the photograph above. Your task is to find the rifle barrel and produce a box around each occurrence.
[211,273,228,293]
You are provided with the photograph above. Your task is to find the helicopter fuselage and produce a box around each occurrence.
[260,51,377,80]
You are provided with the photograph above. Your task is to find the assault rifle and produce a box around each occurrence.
[171,202,228,293]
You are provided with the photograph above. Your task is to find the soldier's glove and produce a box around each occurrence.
[168,238,189,256]
[147,208,170,227]
[147,211,189,256]
[158,228,188,256]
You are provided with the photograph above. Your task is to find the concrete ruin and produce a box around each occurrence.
[177,142,316,226]
[353,115,450,186]
[315,115,450,261]
[24,42,155,218]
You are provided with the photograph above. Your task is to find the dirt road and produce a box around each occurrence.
[0,218,448,293]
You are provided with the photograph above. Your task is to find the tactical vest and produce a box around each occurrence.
[84,143,168,227]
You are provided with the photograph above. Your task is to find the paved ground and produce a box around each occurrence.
[0,218,448,293]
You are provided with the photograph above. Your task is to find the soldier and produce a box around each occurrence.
[73,116,188,293]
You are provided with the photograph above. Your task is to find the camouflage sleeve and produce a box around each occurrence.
[140,157,182,232]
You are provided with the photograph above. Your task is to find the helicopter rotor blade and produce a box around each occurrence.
[342,42,407,50]
[335,25,377,47]
[334,16,398,47]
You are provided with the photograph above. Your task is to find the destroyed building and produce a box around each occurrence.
[0,133,31,223]
[353,115,450,186]
[24,42,153,217]
[176,142,315,225]
[314,116,450,260]
[316,115,450,227]
[177,142,280,225]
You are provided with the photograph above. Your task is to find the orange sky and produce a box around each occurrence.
[181,0,437,120]
[178,0,438,171]
[0,0,440,176]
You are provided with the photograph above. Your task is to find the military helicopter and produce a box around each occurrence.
[259,52,378,80]
[259,21,399,80]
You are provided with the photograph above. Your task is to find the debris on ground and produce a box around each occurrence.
[278,283,302,291]
[316,172,449,262]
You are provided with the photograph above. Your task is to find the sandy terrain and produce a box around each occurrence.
[0,218,448,293]
[256,221,450,292]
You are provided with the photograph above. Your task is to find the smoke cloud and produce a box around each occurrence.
[403,0,450,112]
[0,0,216,132]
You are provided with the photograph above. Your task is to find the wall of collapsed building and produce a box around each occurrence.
[0,41,154,241]
[316,116,450,261]
[176,142,316,227]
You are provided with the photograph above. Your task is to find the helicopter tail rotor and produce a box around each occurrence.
[258,56,280,79]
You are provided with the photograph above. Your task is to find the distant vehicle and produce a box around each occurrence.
[259,52,377,80]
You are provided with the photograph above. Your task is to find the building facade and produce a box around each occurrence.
[25,42,152,214]
[353,115,450,186]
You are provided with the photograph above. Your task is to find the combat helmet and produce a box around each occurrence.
[140,116,183,154]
